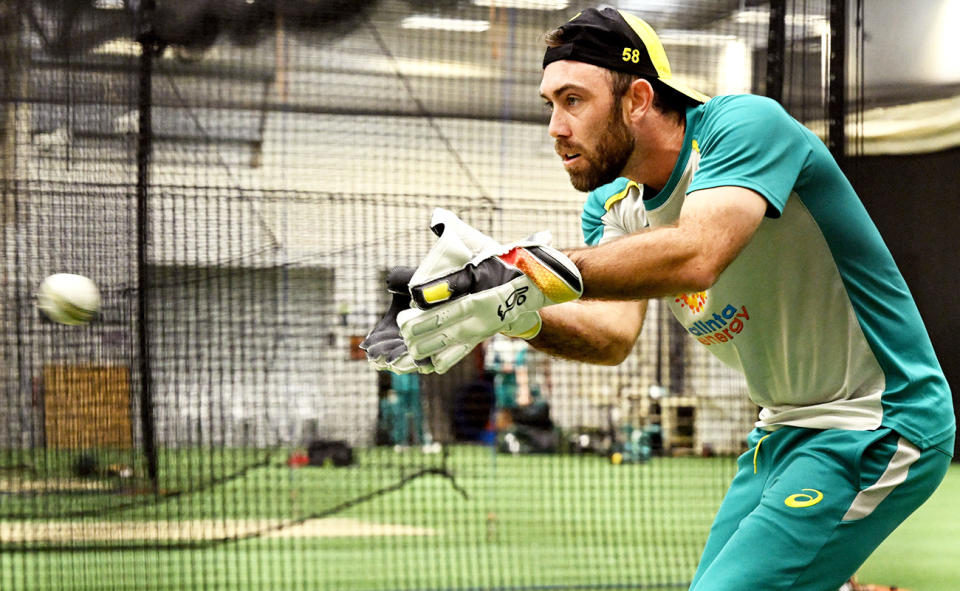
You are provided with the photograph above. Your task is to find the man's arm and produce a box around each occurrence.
[530,299,647,365]
[569,186,768,300]
[529,186,766,365]
[393,187,766,373]
[516,362,531,405]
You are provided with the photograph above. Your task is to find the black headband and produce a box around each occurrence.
[543,7,707,105]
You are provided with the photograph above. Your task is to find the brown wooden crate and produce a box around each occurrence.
[43,365,132,449]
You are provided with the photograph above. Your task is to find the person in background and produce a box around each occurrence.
[380,371,425,450]
[484,333,534,430]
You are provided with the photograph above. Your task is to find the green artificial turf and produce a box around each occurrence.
[1,447,956,591]
[856,463,960,591]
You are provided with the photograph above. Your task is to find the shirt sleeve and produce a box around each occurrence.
[687,95,815,216]
[581,177,642,245]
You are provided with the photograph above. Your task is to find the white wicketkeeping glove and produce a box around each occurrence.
[361,208,527,374]
[397,214,583,374]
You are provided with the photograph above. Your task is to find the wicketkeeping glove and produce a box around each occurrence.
[398,228,583,374]
[358,266,424,374]
[360,208,506,374]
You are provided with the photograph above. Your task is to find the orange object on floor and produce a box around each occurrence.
[286,451,309,468]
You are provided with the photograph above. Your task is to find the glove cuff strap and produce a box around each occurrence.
[503,312,542,340]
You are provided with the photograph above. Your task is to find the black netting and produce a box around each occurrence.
[0,1,834,589]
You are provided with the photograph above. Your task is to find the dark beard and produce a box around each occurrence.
[567,109,635,192]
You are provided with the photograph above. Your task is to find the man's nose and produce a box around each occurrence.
[548,110,569,139]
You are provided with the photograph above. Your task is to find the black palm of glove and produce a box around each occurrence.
[359,266,426,374]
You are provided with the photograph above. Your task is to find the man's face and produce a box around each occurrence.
[540,60,635,192]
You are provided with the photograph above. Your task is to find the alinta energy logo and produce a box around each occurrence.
[674,291,707,314]
[675,291,751,347]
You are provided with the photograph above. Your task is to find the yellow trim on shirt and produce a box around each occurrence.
[603,180,641,211]
[753,433,772,474]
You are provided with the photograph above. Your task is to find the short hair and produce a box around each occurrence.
[544,27,687,123]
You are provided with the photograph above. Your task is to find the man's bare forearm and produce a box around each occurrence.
[529,299,647,365]
[559,188,770,302]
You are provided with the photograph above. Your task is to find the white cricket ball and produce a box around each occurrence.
[37,273,101,326]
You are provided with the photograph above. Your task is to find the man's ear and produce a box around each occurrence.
[623,78,655,123]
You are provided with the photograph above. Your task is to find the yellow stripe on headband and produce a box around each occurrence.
[619,11,672,78]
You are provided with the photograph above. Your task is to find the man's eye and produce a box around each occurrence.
[566,96,580,106]
[543,100,554,112]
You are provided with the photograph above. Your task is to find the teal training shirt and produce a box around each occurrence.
[581,94,954,452]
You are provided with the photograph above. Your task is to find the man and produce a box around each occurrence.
[380,371,426,449]
[363,7,954,591]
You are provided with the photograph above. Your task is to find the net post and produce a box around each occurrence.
[828,0,847,163]
[1,0,20,224]
[765,0,787,103]
[135,0,160,491]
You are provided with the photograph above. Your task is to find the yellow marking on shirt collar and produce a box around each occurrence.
[604,180,641,211]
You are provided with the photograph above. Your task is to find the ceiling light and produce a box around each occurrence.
[401,15,490,32]
[471,0,569,10]
[91,39,141,55]
[338,55,503,79]
[614,0,680,11]
[658,31,737,46]
[733,8,828,33]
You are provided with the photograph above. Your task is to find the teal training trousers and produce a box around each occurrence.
[689,426,953,591]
